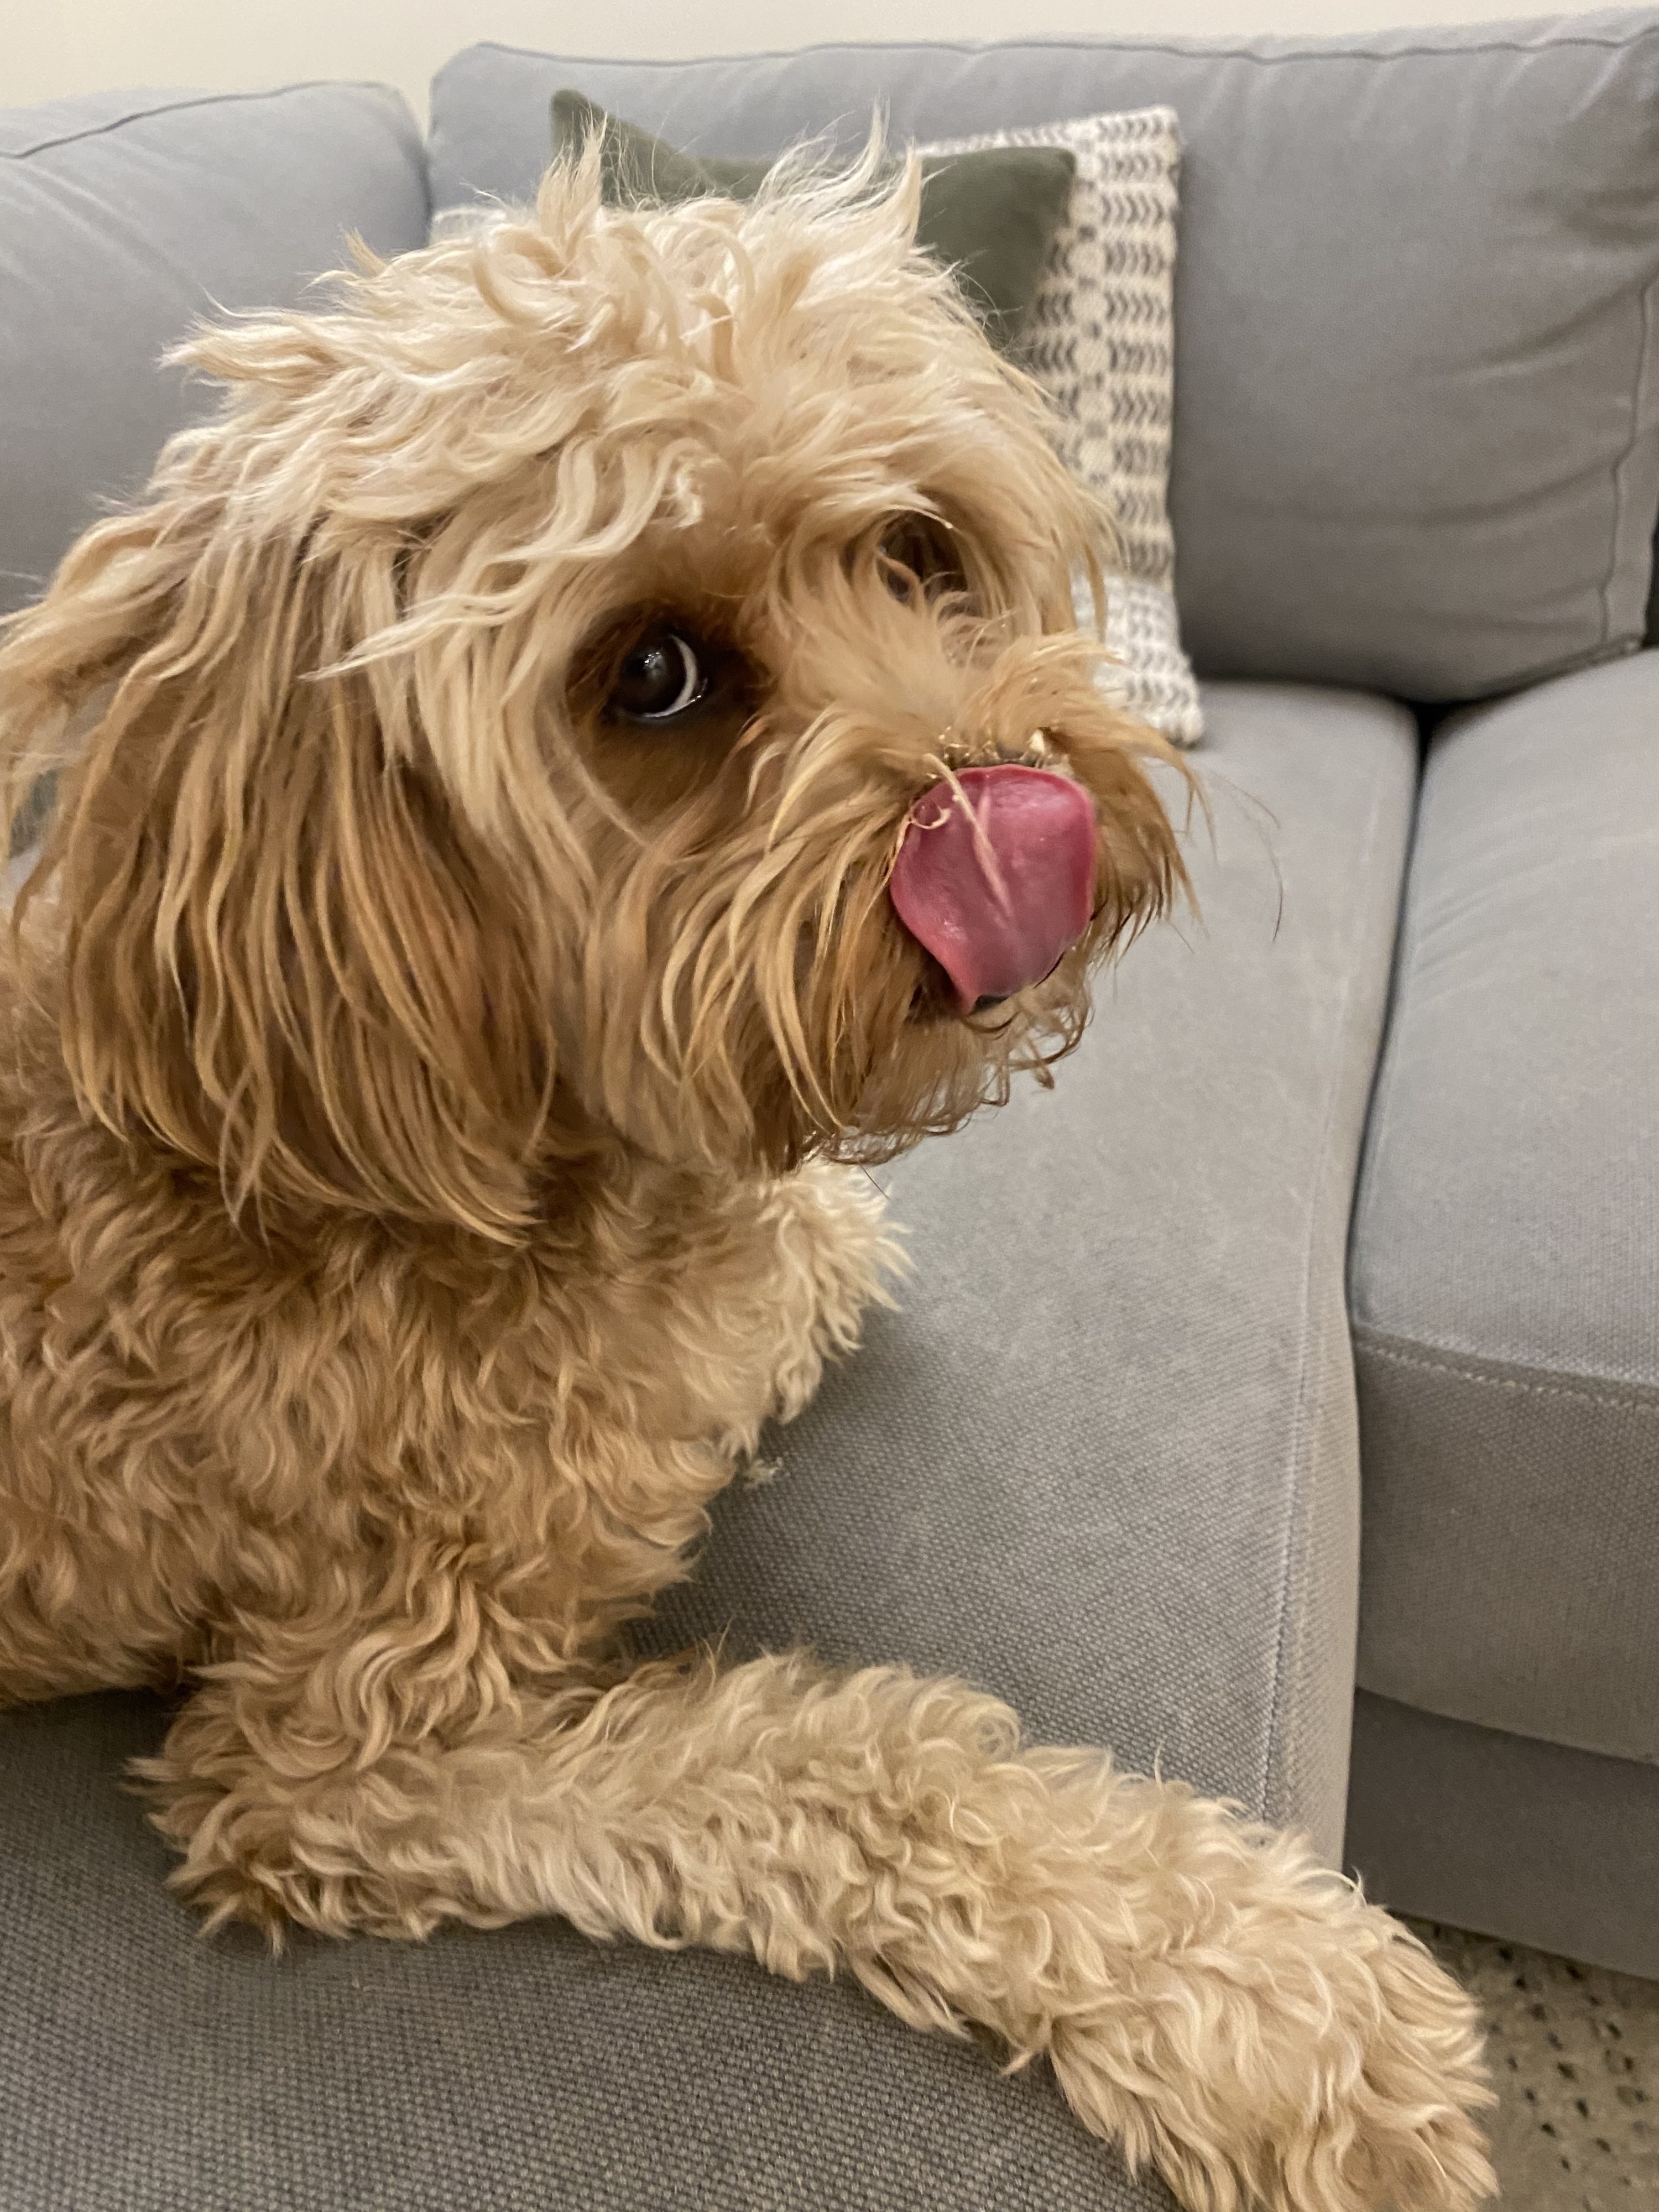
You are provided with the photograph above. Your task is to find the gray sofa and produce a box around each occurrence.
[2,14,1656,2209]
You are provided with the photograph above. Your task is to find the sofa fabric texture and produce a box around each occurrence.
[1349,651,1659,1768]
[0,682,1415,2212]
[0,81,430,624]
[430,11,1659,706]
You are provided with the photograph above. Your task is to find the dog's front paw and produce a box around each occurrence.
[1316,1914,1497,2212]
[1006,1767,1495,2212]
[1053,1907,1493,2211]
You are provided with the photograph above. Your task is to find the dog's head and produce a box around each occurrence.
[0,149,1187,1236]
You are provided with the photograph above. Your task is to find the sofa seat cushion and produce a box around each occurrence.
[0,684,1415,2211]
[1350,651,1659,1765]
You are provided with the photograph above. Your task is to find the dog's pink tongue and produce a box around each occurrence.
[889,765,1097,1011]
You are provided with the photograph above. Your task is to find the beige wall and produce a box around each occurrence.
[9,0,1544,123]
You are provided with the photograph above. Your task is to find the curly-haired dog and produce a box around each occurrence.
[0,149,1492,2210]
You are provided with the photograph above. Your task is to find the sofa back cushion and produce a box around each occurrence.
[0,84,429,622]
[430,12,1659,703]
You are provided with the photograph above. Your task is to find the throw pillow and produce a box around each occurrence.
[549,90,1073,357]
[922,108,1199,745]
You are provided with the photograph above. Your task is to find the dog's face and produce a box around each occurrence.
[1,154,1185,1234]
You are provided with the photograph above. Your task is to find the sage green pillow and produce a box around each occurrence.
[550,90,1073,354]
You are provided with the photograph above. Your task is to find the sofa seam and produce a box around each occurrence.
[1604,270,1659,648]
[1343,755,1426,1314]
[457,28,1659,74]
[2,81,404,161]
[1354,1328,1659,1414]
[1258,715,1400,1833]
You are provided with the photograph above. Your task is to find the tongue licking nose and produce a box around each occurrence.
[887,763,1098,1013]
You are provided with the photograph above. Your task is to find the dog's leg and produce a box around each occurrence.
[141,1641,1491,2212]
[743,1161,901,1426]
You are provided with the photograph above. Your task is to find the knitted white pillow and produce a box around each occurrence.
[921,107,1203,747]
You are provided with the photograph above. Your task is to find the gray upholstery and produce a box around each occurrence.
[1346,1692,1659,1983]
[429,11,1659,704]
[1349,652,1659,1767]
[0,83,429,622]
[0,684,1416,2210]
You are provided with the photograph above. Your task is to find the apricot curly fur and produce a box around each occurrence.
[0,142,1492,2210]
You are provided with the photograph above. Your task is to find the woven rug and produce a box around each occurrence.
[1412,1921,1658,2208]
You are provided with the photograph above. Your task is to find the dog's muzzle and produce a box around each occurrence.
[888,764,1097,1013]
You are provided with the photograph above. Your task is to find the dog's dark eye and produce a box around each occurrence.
[611,628,708,723]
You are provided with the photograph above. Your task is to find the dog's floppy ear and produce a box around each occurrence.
[0,485,557,1239]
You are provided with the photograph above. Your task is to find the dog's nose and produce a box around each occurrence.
[888,764,1097,1014]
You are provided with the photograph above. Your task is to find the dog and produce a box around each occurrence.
[0,147,1493,2210]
